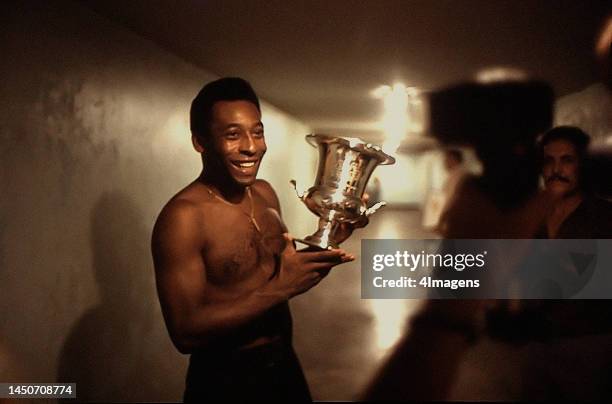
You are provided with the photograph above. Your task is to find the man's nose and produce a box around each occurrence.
[239,133,256,155]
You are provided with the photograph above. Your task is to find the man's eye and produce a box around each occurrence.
[226,132,239,139]
[561,156,575,164]
[253,129,264,138]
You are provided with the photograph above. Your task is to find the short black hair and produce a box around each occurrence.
[445,148,463,163]
[540,126,590,157]
[190,77,261,139]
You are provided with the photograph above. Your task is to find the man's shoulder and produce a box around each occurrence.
[567,196,612,238]
[160,196,201,221]
[252,179,276,196]
[579,195,612,217]
[252,179,280,210]
[153,198,201,240]
[154,184,212,234]
[587,196,612,222]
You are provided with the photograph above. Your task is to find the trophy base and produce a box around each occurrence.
[294,214,342,250]
[294,237,339,251]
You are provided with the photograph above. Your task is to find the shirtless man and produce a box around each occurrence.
[151,78,354,402]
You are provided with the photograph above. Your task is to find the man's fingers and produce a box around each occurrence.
[309,262,337,271]
[316,268,332,278]
[354,215,369,229]
[299,249,354,262]
[308,259,352,271]
[282,233,297,254]
[308,272,324,287]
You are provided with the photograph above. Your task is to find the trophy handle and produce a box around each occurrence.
[364,201,387,217]
[290,179,306,200]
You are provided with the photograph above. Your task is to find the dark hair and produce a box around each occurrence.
[445,148,463,163]
[539,126,590,157]
[190,77,261,139]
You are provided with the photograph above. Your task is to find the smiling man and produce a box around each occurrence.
[540,125,612,238]
[151,78,354,402]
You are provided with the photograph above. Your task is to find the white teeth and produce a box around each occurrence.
[238,162,255,168]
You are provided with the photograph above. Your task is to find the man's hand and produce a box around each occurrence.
[266,233,354,298]
[334,192,373,244]
[334,216,369,244]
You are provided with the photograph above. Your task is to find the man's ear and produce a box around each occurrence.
[191,133,205,153]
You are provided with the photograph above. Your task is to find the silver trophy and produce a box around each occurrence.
[291,134,395,250]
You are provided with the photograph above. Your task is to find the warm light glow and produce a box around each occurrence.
[379,83,409,152]
[371,85,392,99]
[595,16,612,58]
[367,221,420,352]
[373,83,424,153]
[155,110,191,156]
[368,299,408,351]
[406,87,425,134]
[476,66,528,83]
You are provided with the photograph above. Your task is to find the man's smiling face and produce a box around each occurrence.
[207,100,266,187]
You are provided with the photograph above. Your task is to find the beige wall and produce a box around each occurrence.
[554,83,612,144]
[0,1,314,401]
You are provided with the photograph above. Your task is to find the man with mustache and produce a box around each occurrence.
[151,78,355,402]
[504,129,612,399]
[540,126,612,238]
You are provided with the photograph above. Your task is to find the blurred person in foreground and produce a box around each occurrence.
[366,17,612,401]
[365,77,555,400]
[422,148,467,232]
[435,148,467,232]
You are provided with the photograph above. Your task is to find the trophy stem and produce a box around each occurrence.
[296,211,342,250]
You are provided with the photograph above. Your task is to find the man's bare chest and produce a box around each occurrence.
[203,206,285,286]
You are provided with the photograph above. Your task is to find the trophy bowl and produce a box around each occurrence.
[291,134,395,250]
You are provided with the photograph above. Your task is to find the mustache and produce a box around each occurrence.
[545,174,570,183]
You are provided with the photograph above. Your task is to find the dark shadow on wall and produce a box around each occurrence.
[57,192,167,402]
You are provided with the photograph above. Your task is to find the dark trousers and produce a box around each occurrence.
[184,338,312,402]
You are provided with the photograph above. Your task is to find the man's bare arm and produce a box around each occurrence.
[151,199,351,353]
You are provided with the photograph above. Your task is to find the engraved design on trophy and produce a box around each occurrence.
[291,134,395,250]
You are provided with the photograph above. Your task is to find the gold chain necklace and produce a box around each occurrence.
[205,186,261,233]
